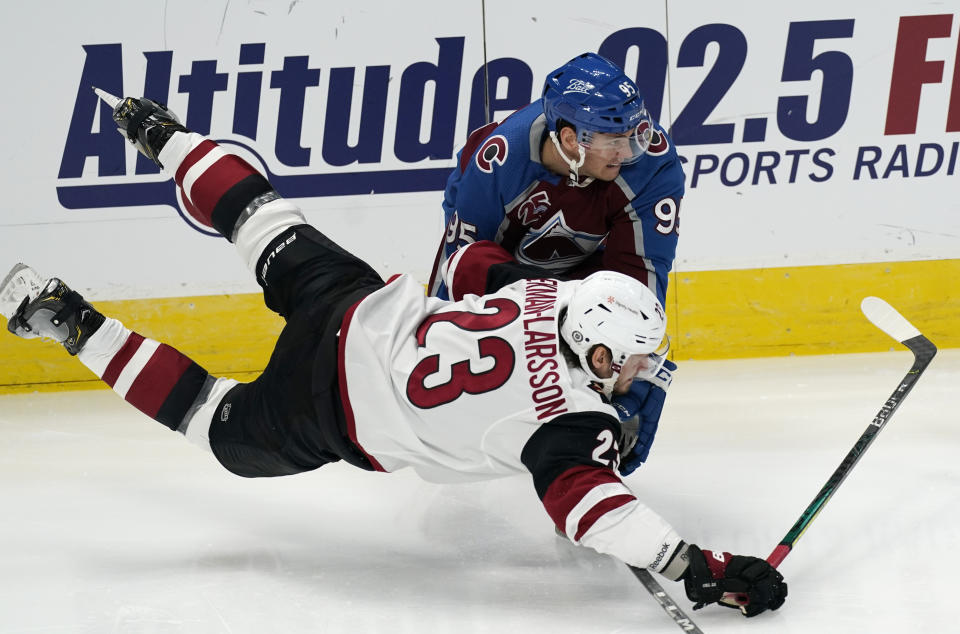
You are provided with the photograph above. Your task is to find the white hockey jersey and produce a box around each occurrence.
[339,273,612,482]
[338,248,683,572]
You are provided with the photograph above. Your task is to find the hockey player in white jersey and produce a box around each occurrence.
[1,94,786,618]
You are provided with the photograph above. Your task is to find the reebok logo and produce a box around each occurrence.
[651,542,671,570]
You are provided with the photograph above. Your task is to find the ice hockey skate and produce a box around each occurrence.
[1,263,104,355]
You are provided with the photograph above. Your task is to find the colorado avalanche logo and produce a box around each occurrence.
[475,135,508,173]
[637,121,669,157]
[516,212,605,270]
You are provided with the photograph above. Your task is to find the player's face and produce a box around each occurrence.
[591,349,653,395]
[612,353,657,394]
[580,132,635,181]
[589,336,669,393]
[611,338,671,395]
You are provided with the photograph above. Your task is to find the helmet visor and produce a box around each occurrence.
[576,104,655,165]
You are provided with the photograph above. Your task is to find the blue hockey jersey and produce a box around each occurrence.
[428,101,685,305]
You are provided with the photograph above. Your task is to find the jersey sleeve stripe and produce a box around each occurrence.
[171,137,217,186]
[168,134,271,235]
[87,321,211,430]
[573,493,636,541]
[542,465,637,541]
[111,338,161,398]
[100,332,145,387]
[124,343,199,420]
[188,156,265,228]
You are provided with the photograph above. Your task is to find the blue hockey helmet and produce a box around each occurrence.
[542,52,655,165]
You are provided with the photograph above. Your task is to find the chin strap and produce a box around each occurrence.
[549,131,594,188]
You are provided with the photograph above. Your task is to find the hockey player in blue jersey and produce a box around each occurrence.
[428,51,684,306]
[429,52,686,476]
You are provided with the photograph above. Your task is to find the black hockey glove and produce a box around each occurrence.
[682,544,787,617]
[109,96,188,168]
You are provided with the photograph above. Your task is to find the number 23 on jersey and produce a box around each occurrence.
[405,298,521,409]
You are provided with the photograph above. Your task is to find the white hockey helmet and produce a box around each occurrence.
[559,270,669,394]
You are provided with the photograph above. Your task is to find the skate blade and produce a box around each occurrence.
[0,263,45,320]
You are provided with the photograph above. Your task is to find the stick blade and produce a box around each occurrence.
[861,297,921,344]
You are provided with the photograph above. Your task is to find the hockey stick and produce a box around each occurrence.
[629,566,704,633]
[722,296,937,611]
[724,297,937,606]
[765,296,936,567]
[628,297,934,625]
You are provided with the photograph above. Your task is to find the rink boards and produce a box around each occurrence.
[1,1,959,391]
[2,257,956,393]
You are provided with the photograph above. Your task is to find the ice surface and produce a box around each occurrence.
[1,350,957,633]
